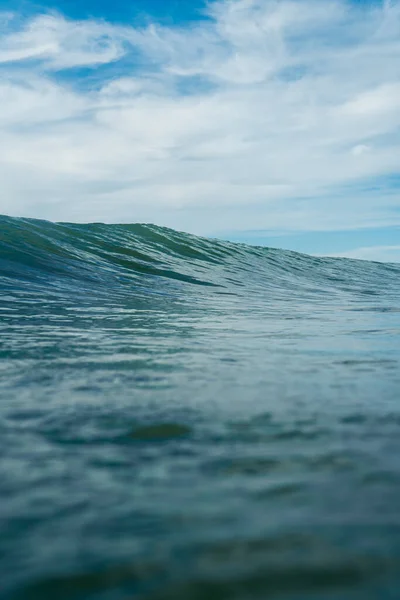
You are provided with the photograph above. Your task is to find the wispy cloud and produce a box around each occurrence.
[0,13,124,67]
[0,0,399,246]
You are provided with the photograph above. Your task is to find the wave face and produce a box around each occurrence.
[1,215,400,600]
[1,214,399,301]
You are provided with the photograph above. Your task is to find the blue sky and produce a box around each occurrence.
[6,0,208,25]
[1,0,400,262]
[223,225,400,262]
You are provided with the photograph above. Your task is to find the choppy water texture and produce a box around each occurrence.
[1,215,400,600]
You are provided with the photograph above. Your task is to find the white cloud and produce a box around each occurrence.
[351,144,370,156]
[0,0,400,237]
[0,14,124,67]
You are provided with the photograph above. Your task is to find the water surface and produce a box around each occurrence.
[1,215,400,599]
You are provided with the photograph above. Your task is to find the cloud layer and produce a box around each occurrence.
[0,0,400,244]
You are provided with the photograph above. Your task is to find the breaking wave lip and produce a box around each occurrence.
[0,215,399,302]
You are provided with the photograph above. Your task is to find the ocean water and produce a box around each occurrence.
[1,214,400,600]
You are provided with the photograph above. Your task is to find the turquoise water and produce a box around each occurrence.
[1,215,400,600]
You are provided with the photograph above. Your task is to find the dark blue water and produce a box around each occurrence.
[1,215,400,599]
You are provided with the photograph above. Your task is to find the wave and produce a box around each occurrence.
[1,215,399,304]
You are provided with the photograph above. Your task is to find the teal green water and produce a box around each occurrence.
[1,215,400,599]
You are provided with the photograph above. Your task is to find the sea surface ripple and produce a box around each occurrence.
[1,215,400,600]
